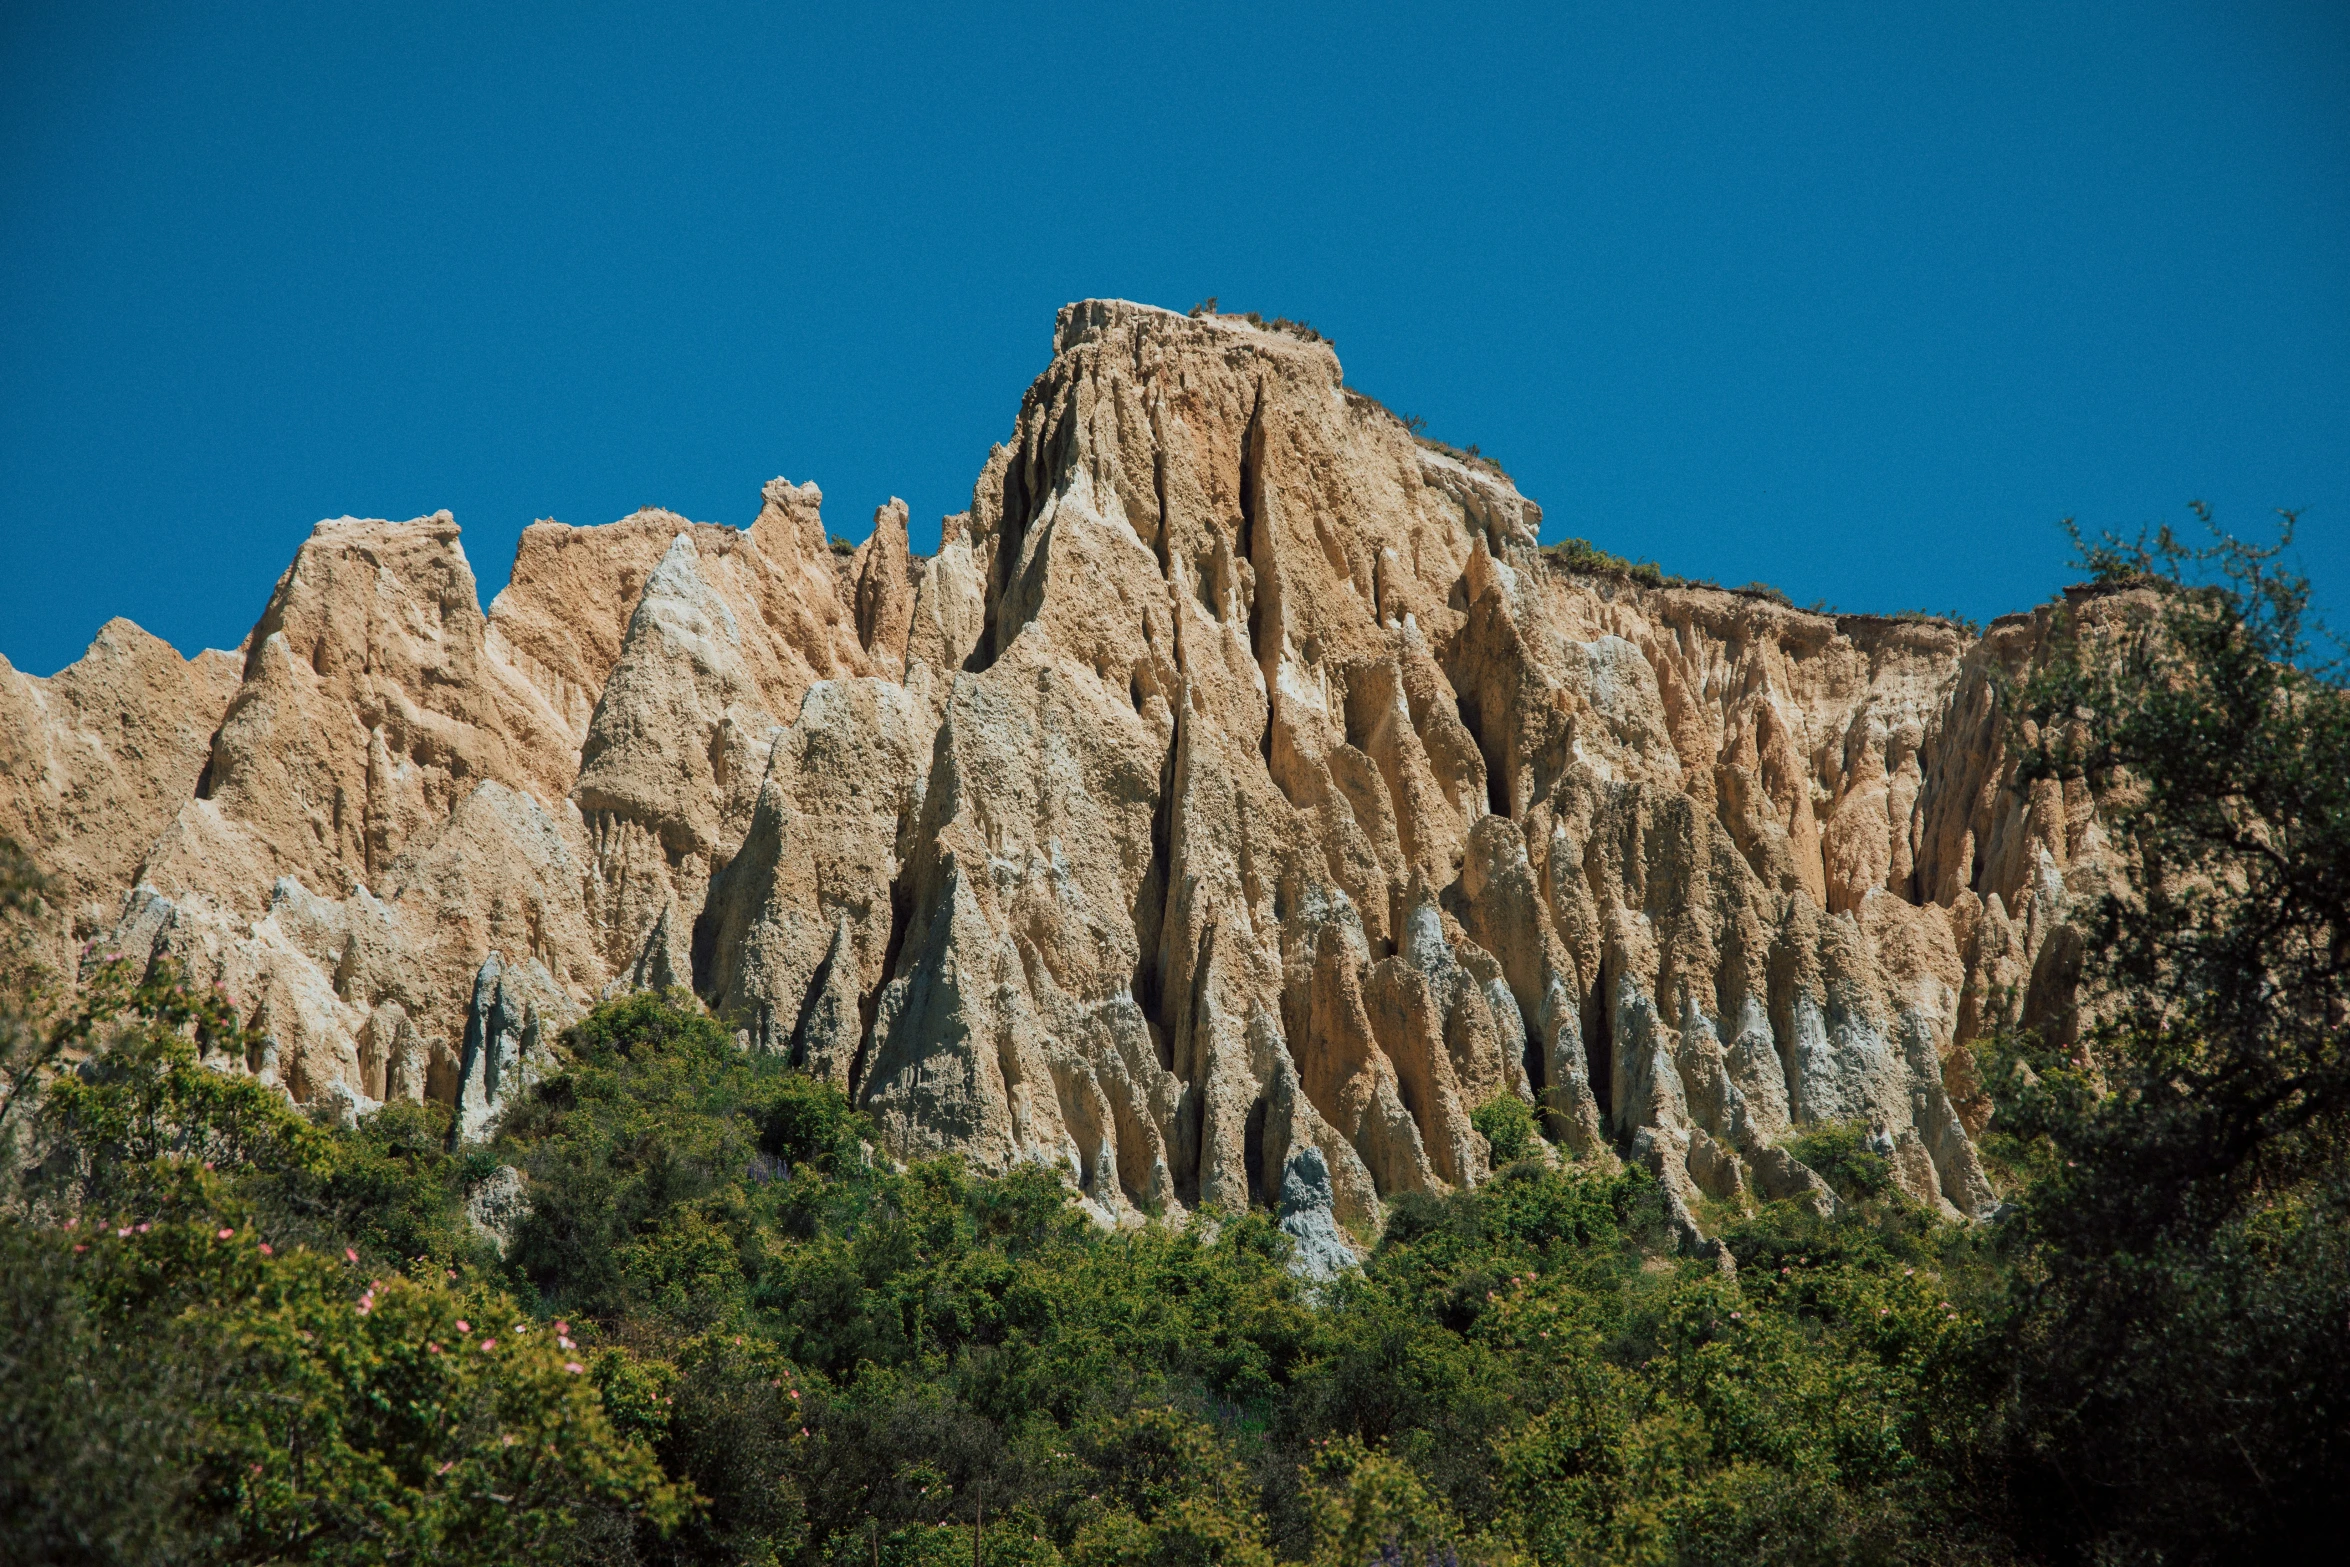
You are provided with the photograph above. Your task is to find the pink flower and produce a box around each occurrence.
[117,1226,131,1238]
[553,1320,569,1336]
[136,1223,150,1233]
[73,1244,86,1253]
[437,1461,454,1476]
[456,1320,470,1334]
[428,1343,442,1354]
[258,1243,274,1256]
[479,1338,496,1352]
[345,1248,359,1264]
[789,1389,800,1401]
[558,1336,574,1350]
[565,1361,584,1374]
[218,1228,234,1240]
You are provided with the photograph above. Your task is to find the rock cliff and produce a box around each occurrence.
[0,301,2112,1242]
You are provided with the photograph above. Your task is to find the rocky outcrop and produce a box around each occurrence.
[2,300,2118,1239]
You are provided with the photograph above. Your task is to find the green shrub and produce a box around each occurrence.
[1786,1121,1894,1204]
[1468,1094,1536,1167]
[1542,537,1664,587]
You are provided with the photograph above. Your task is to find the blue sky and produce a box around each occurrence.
[3,1,2344,675]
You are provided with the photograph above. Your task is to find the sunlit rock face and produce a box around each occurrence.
[2,301,2114,1237]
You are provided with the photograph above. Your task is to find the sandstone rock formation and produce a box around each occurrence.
[0,300,2118,1245]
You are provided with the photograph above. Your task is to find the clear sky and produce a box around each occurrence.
[3,2,2344,676]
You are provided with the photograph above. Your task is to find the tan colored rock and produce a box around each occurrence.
[5,298,2122,1238]
[0,621,242,967]
[849,500,917,678]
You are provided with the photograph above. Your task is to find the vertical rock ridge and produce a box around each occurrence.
[6,299,2125,1233]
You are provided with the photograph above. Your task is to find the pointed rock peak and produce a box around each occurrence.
[647,530,704,589]
[627,532,741,651]
[851,500,915,673]
[754,475,828,562]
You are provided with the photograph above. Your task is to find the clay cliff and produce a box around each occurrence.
[0,300,2112,1246]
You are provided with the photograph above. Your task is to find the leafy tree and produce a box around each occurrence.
[0,941,687,1564]
[1992,509,2350,1559]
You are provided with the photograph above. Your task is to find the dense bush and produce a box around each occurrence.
[0,963,2002,1565]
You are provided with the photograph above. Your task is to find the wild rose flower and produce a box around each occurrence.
[258,1243,273,1256]
[565,1361,584,1374]
[344,1247,359,1263]
[217,1227,234,1240]
[456,1321,470,1334]
[479,1338,496,1352]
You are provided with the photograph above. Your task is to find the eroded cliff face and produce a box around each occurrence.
[0,301,2110,1241]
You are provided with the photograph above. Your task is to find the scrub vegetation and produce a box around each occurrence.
[2,520,2340,1565]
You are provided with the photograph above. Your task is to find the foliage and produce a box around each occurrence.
[1541,538,1665,589]
[1786,1123,1894,1205]
[2,962,2001,1564]
[1468,1095,1537,1168]
[0,950,686,1564]
[1990,507,2350,1560]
